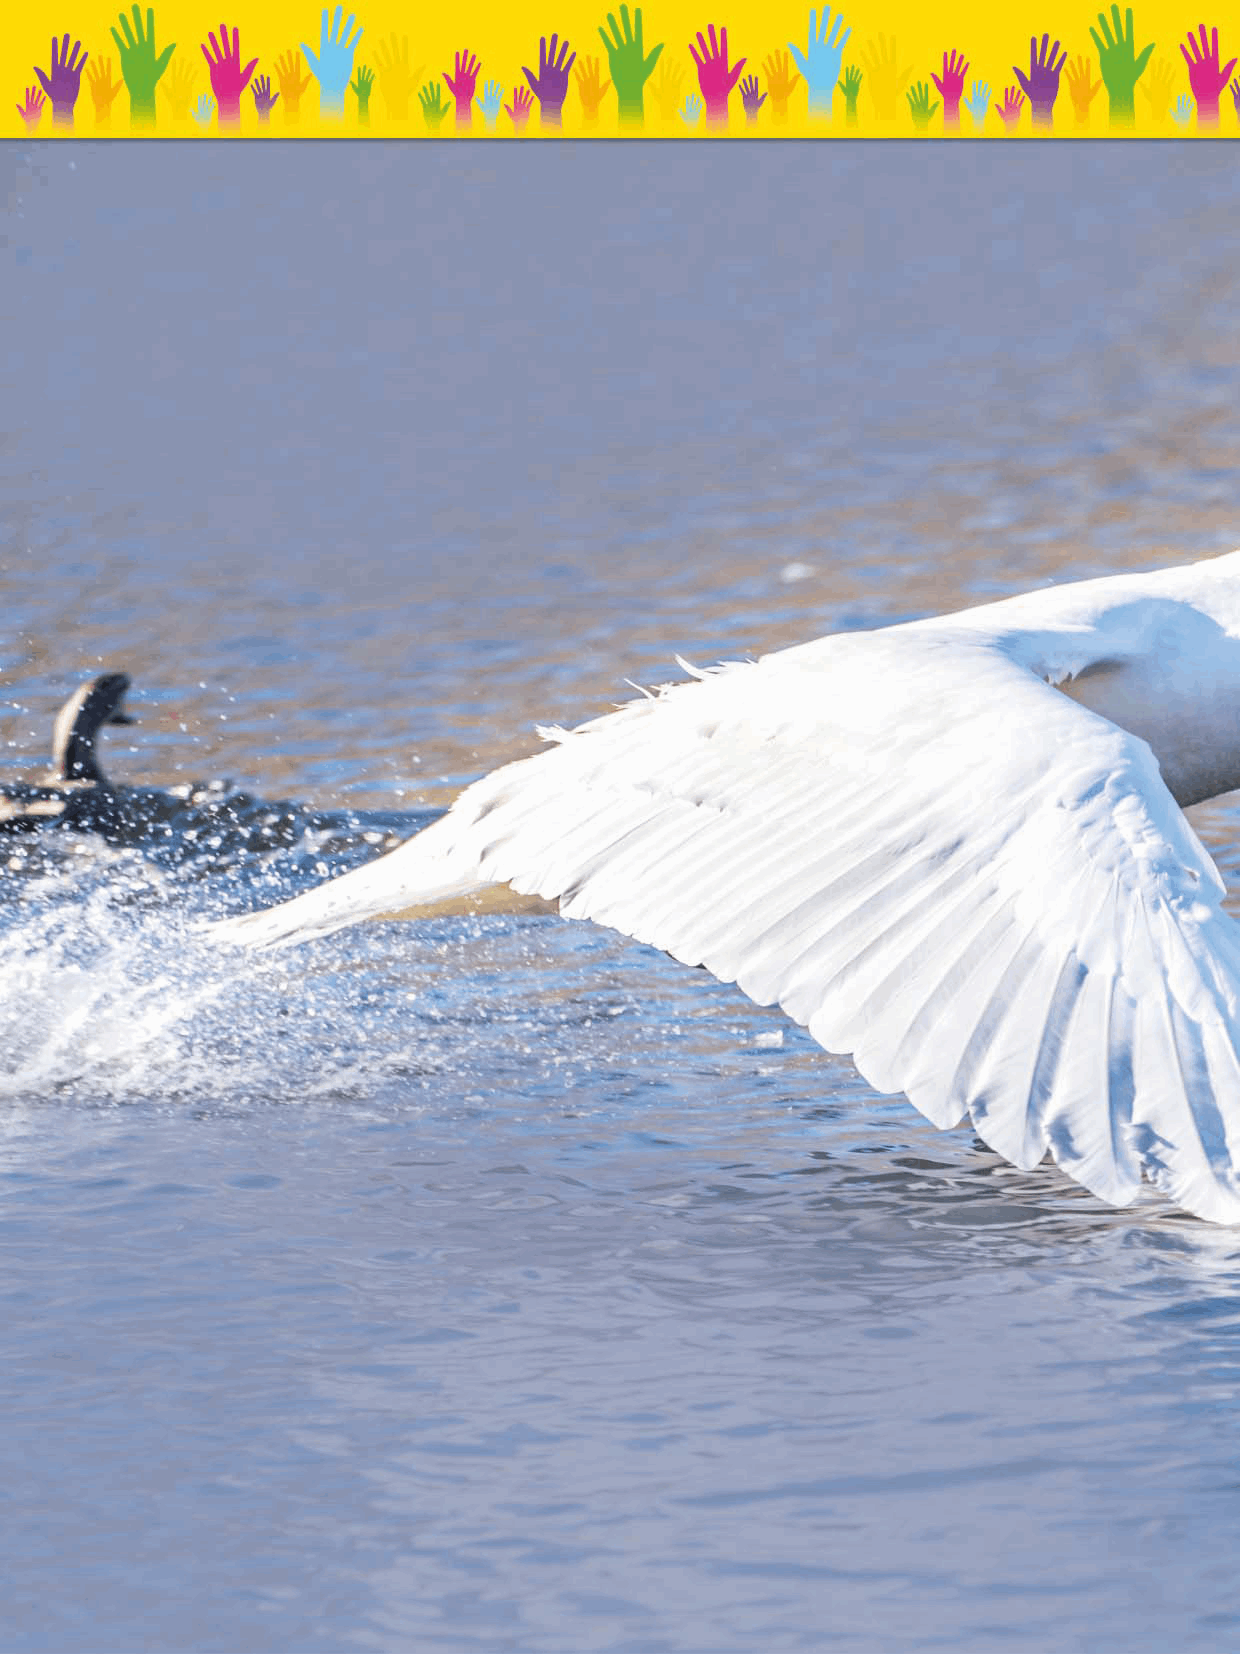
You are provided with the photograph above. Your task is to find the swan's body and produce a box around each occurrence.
[214,550,1240,1223]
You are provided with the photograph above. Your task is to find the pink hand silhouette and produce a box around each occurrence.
[17,84,46,131]
[201,22,258,127]
[931,46,968,128]
[1181,24,1237,127]
[445,47,481,127]
[689,23,745,125]
[995,83,1024,130]
[505,83,534,130]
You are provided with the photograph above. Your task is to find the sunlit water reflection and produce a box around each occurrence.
[4,140,1240,1650]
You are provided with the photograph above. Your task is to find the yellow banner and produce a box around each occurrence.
[5,1,1233,136]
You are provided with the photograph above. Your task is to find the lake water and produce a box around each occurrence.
[5,139,1240,1651]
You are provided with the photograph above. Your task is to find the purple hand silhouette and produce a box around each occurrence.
[689,23,745,126]
[1181,25,1236,127]
[739,70,766,120]
[445,47,481,128]
[931,47,967,128]
[1013,32,1066,127]
[522,33,576,125]
[34,34,88,126]
[252,72,279,121]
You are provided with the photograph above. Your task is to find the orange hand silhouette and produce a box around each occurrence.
[575,54,612,122]
[86,54,125,122]
[762,48,801,120]
[275,48,312,119]
[1064,53,1103,126]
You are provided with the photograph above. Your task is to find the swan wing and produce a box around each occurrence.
[217,627,1240,1222]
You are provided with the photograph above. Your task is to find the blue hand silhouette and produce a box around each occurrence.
[1171,90,1194,124]
[789,7,850,115]
[191,90,215,125]
[964,76,990,128]
[301,5,363,116]
[477,76,504,125]
[680,90,702,124]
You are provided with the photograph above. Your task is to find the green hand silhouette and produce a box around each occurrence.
[599,6,663,124]
[110,4,175,125]
[419,79,449,128]
[351,62,374,122]
[837,61,862,124]
[1088,5,1153,125]
[906,78,938,130]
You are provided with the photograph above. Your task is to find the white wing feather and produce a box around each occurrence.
[212,627,1240,1223]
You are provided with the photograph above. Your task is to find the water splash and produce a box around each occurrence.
[0,791,446,1105]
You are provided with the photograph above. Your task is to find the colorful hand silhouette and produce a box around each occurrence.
[191,91,215,126]
[1013,33,1066,127]
[837,61,862,123]
[111,5,176,126]
[163,57,194,117]
[995,84,1025,130]
[762,49,800,121]
[1180,25,1236,127]
[680,90,703,123]
[1171,90,1195,124]
[522,34,576,126]
[931,47,968,129]
[1065,53,1102,125]
[906,78,938,129]
[740,72,766,121]
[419,79,449,128]
[1139,54,1175,118]
[789,8,849,117]
[373,33,423,121]
[445,48,481,128]
[575,55,611,124]
[1089,5,1154,126]
[86,55,125,123]
[34,34,88,127]
[302,6,363,118]
[351,63,374,121]
[505,83,534,130]
[17,85,46,131]
[252,73,279,121]
[477,77,504,127]
[859,34,911,120]
[201,24,257,128]
[275,50,312,121]
[963,76,989,128]
[599,7,663,125]
[650,57,684,120]
[1232,75,1240,120]
[689,24,745,126]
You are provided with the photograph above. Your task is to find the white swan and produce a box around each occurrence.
[213,548,1240,1224]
